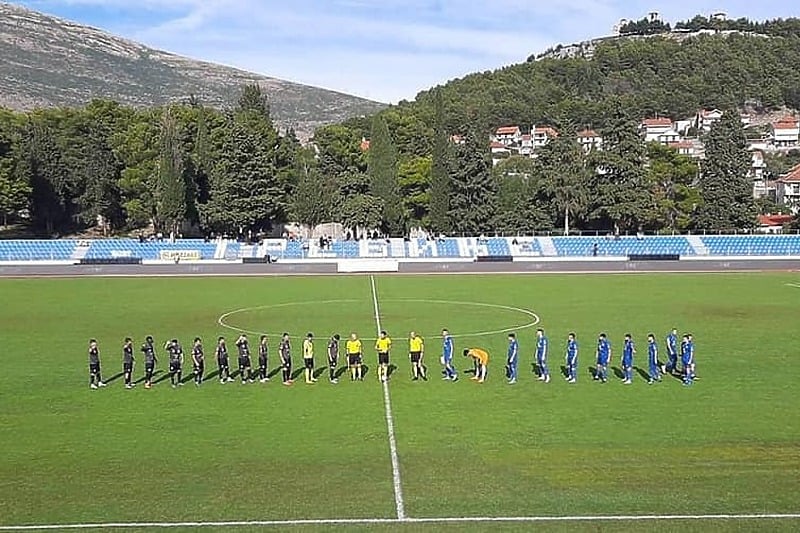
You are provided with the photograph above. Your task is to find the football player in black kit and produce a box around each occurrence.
[328,334,340,384]
[258,335,270,383]
[280,332,293,386]
[236,334,254,384]
[192,337,204,386]
[216,336,233,384]
[122,337,135,389]
[141,335,157,389]
[88,338,106,389]
[166,339,184,388]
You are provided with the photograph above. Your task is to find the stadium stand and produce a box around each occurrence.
[0,239,78,261]
[551,236,695,257]
[700,235,800,256]
[2,235,800,262]
[84,239,217,260]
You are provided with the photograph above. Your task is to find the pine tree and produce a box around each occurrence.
[201,85,285,236]
[156,108,187,237]
[590,100,651,231]
[77,124,122,233]
[448,129,496,235]
[693,110,756,230]
[428,88,452,234]
[537,126,590,234]
[292,148,335,229]
[0,123,30,227]
[368,114,403,236]
[492,156,552,234]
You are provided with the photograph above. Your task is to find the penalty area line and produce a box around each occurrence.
[369,275,407,521]
[2,514,799,530]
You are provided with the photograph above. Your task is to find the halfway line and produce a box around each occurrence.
[369,275,407,520]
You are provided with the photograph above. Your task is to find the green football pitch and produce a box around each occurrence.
[1,272,799,532]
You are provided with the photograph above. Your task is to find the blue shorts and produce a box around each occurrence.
[622,358,632,367]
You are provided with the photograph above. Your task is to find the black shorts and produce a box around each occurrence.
[169,362,181,373]
[89,362,100,374]
[282,358,292,369]
[328,356,338,367]
[304,358,314,369]
[217,359,229,369]
[378,352,390,365]
[348,354,362,366]
[239,357,251,368]
[258,357,267,369]
[145,363,155,373]
[410,352,422,363]
[194,362,204,373]
[123,362,133,373]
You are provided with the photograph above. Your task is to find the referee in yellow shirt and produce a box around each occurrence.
[409,331,427,381]
[303,332,317,384]
[375,330,392,383]
[346,332,363,381]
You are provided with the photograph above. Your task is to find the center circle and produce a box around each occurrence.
[217,299,540,340]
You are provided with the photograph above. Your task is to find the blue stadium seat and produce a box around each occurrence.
[486,238,511,256]
[330,240,360,258]
[84,239,217,259]
[0,239,79,261]
[551,236,695,257]
[436,238,461,257]
[700,235,800,256]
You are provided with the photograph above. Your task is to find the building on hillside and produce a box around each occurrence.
[695,109,723,132]
[640,117,673,142]
[450,134,465,145]
[776,163,800,212]
[740,113,753,128]
[493,126,522,146]
[490,141,511,166]
[668,140,696,157]
[577,129,603,151]
[657,128,681,145]
[757,213,794,234]
[711,12,728,21]
[519,134,534,156]
[360,137,370,151]
[771,117,800,147]
[532,125,558,148]
[750,149,768,198]
[613,18,629,34]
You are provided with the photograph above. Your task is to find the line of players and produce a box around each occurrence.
[86,327,697,389]
[505,328,697,386]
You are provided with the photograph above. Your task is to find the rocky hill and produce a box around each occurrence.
[0,2,385,135]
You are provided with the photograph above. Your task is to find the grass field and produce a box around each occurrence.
[1,272,799,531]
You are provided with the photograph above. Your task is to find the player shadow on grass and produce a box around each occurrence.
[560,365,568,378]
[267,367,283,380]
[153,372,174,385]
[633,367,650,381]
[313,368,327,379]
[290,368,305,381]
[611,366,625,380]
[203,369,220,382]
[334,366,349,380]
[180,373,196,385]
[104,372,124,384]
[586,365,596,379]
[134,370,160,385]
[387,364,398,377]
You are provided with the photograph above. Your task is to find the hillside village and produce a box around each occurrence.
[481,109,800,214]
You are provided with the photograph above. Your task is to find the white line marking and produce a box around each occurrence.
[785,283,800,289]
[217,299,540,340]
[370,275,406,520]
[2,514,799,530]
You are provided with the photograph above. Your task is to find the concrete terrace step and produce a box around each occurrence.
[537,236,558,256]
[686,235,709,255]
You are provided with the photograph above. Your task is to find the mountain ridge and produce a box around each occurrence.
[0,2,385,136]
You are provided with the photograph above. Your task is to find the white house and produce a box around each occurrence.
[771,117,800,147]
[490,141,511,166]
[519,134,534,156]
[657,128,681,145]
[750,149,767,198]
[640,118,673,142]
[577,129,603,151]
[532,126,558,148]
[668,140,696,157]
[493,126,522,146]
[777,163,800,212]
[695,109,723,132]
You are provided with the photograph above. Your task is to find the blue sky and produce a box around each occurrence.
[13,0,796,103]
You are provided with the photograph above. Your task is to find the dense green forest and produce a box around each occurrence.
[2,19,799,238]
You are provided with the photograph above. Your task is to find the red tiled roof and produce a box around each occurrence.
[534,126,559,137]
[780,163,800,182]
[699,109,722,118]
[773,117,799,130]
[668,140,694,149]
[360,138,370,151]
[495,126,520,135]
[577,129,599,138]
[490,141,507,149]
[643,118,672,127]
[758,214,794,226]
[521,134,532,141]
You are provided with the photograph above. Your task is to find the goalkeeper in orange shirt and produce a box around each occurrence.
[463,348,489,383]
